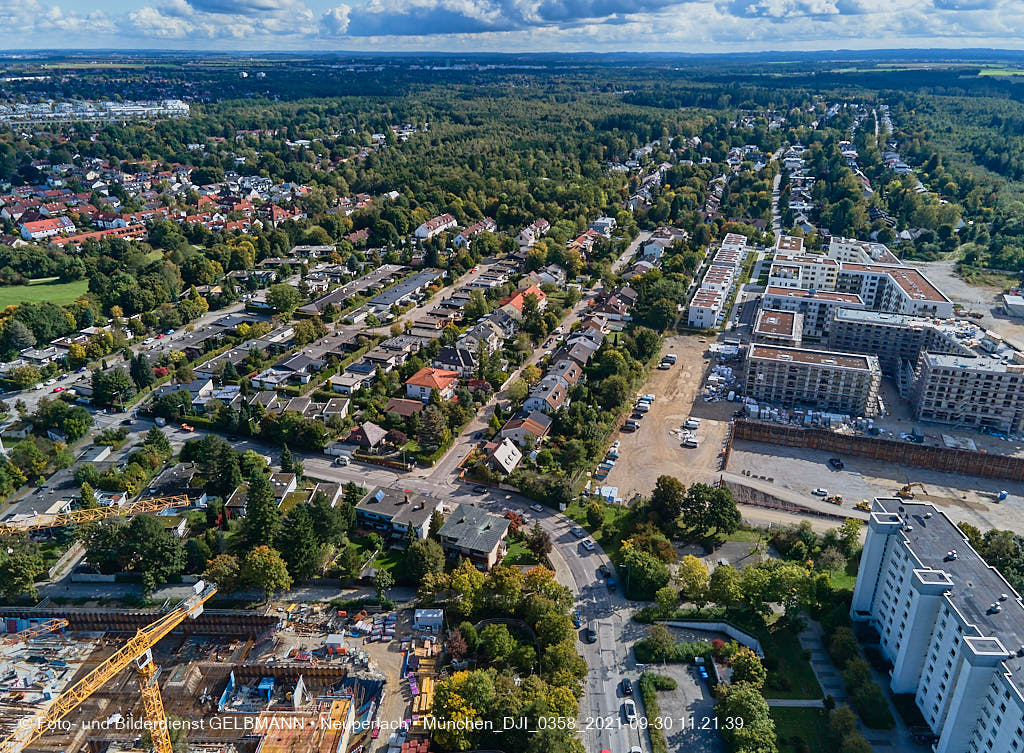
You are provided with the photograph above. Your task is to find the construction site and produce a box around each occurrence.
[0,598,444,753]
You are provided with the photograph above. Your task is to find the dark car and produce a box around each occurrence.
[598,563,612,578]
[828,457,844,470]
[621,678,633,695]
[474,431,483,440]
[631,412,645,420]
[472,485,488,494]
[582,626,597,644]
[606,578,617,591]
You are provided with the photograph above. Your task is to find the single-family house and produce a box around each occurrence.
[405,367,459,402]
[437,504,510,570]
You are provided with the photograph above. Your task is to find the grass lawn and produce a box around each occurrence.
[760,622,823,700]
[503,539,540,566]
[565,499,632,561]
[0,278,89,307]
[772,707,830,753]
[373,549,403,572]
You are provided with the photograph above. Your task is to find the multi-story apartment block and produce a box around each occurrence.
[826,236,901,265]
[688,289,725,329]
[914,353,1024,434]
[837,263,955,318]
[828,308,1024,433]
[762,286,866,340]
[744,344,881,416]
[753,308,803,348]
[852,498,1024,753]
[701,264,736,294]
[767,253,840,291]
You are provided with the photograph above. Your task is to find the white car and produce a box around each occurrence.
[812,488,828,496]
[582,539,595,551]
[684,418,700,429]
[623,699,638,724]
[530,504,544,513]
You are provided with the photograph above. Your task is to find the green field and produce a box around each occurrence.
[772,707,830,753]
[0,279,89,307]
[978,67,1024,77]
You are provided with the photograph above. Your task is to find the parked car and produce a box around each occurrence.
[582,626,597,644]
[621,678,633,695]
[581,539,595,552]
[472,485,488,494]
[571,526,586,538]
[599,563,612,578]
[572,610,582,628]
[657,361,671,370]
[684,417,700,429]
[828,457,844,470]
[812,488,828,496]
[530,504,544,512]
[606,577,617,591]
[682,438,699,448]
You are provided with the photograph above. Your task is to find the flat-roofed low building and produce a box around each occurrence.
[744,343,881,416]
[753,308,802,347]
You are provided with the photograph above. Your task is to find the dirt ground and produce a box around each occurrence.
[602,334,730,499]
[729,439,1024,532]
[357,611,414,753]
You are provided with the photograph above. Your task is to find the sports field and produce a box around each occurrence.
[0,279,89,307]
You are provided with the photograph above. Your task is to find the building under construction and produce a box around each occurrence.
[0,604,384,753]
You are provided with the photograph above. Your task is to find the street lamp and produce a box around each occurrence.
[621,562,631,596]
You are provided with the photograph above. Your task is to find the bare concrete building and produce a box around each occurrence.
[744,344,882,416]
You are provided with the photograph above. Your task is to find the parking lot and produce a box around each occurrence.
[728,439,1024,532]
[602,335,730,499]
[648,662,724,753]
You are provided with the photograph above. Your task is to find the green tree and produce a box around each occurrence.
[241,546,292,599]
[123,514,186,595]
[479,624,516,664]
[375,568,396,603]
[406,537,445,581]
[92,367,136,408]
[0,536,44,600]
[239,474,280,549]
[129,353,155,389]
[276,504,323,580]
[79,481,98,509]
[654,585,679,614]
[267,283,302,315]
[621,546,670,599]
[279,444,294,474]
[586,502,605,530]
[709,564,743,607]
[676,554,710,609]
[650,475,686,524]
[730,647,767,689]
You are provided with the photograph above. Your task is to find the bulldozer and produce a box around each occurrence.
[897,482,927,499]
[855,500,872,512]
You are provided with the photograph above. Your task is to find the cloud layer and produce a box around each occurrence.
[0,0,1020,49]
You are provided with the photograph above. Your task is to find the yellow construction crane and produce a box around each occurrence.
[0,618,68,645]
[0,582,216,753]
[0,495,190,535]
[896,483,928,499]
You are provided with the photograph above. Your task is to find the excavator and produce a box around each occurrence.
[896,482,928,499]
[0,582,216,753]
[0,495,190,535]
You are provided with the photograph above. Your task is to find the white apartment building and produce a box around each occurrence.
[838,263,955,319]
[775,234,805,253]
[701,264,736,294]
[414,213,458,239]
[688,289,724,329]
[744,344,881,416]
[767,253,840,291]
[721,232,749,253]
[762,286,866,340]
[827,236,901,265]
[852,498,1024,753]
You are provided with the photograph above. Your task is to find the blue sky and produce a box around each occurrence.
[0,0,1018,52]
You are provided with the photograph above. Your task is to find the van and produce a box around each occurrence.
[663,354,677,365]
[684,418,700,429]
[683,438,699,448]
